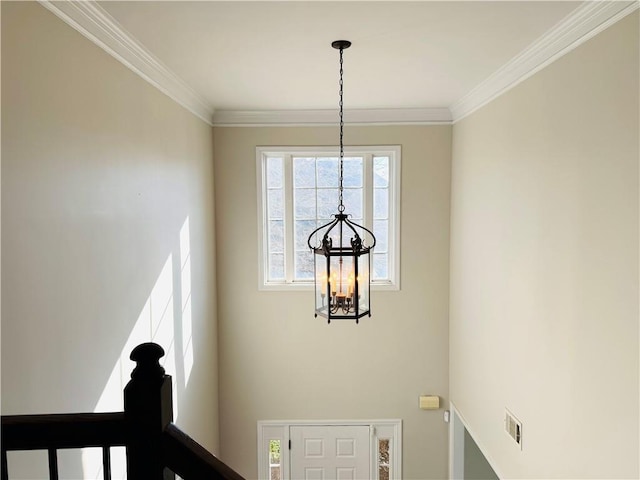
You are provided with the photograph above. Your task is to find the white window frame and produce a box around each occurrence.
[257,419,402,480]
[256,145,401,291]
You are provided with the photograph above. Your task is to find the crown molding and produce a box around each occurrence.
[37,0,637,128]
[38,0,215,126]
[213,108,453,126]
[450,0,640,122]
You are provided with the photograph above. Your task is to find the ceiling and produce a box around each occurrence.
[38,0,631,124]
[95,1,582,115]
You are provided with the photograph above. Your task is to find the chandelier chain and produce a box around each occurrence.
[338,45,345,213]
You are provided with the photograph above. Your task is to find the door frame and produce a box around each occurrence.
[257,419,402,480]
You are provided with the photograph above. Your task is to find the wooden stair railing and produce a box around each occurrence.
[1,343,245,480]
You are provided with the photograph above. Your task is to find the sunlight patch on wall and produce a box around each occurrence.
[92,255,175,413]
[151,254,179,417]
[83,217,194,479]
[83,256,175,479]
[180,218,194,386]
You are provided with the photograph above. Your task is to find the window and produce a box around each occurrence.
[257,146,400,290]
[378,438,391,480]
[269,439,282,480]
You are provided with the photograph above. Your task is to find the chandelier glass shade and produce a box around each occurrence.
[307,40,376,323]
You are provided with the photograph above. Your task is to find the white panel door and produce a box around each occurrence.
[289,425,371,480]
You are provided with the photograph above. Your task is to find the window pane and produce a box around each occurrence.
[271,467,281,480]
[373,220,388,252]
[293,157,316,187]
[379,466,390,480]
[295,220,317,250]
[348,217,364,228]
[326,226,364,248]
[378,438,390,480]
[343,157,363,187]
[317,188,339,219]
[379,439,390,464]
[374,188,388,219]
[269,253,284,280]
[269,439,281,480]
[343,189,362,219]
[269,439,281,463]
[373,253,388,280]
[317,157,339,187]
[373,156,389,187]
[294,188,316,219]
[308,218,331,247]
[295,251,314,280]
[266,157,283,188]
[268,189,284,219]
[268,220,284,253]
[328,228,342,247]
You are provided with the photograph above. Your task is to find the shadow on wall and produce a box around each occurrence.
[3,5,216,479]
[6,218,195,480]
[80,217,196,478]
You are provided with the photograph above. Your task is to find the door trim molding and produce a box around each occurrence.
[257,419,402,480]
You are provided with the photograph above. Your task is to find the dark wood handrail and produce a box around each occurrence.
[162,423,245,480]
[1,412,127,450]
[1,343,246,480]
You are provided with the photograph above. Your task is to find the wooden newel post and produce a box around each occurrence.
[124,343,175,480]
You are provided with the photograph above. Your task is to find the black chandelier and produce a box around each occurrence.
[307,40,376,324]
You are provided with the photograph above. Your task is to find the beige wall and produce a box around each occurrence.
[6,2,637,480]
[450,11,639,479]
[2,2,219,477]
[214,125,451,479]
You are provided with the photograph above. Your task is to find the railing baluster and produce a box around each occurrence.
[102,446,112,480]
[48,448,59,480]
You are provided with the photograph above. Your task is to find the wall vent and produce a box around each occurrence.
[504,409,522,449]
